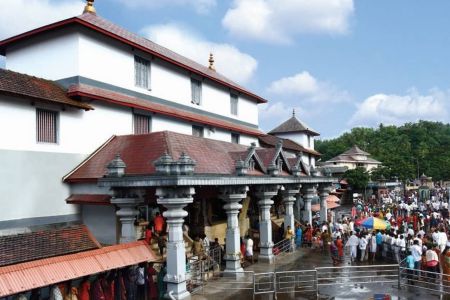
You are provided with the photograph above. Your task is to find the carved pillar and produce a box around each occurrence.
[111,197,142,244]
[282,185,301,231]
[219,186,248,273]
[156,186,195,300]
[255,185,279,263]
[301,184,316,225]
[319,184,332,223]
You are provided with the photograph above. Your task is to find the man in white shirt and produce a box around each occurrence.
[411,240,423,276]
[359,234,368,262]
[345,232,359,262]
[438,228,448,253]
[245,235,254,263]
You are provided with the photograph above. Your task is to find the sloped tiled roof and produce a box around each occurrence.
[0,69,92,110]
[0,241,157,297]
[66,194,112,205]
[258,134,321,156]
[269,115,319,136]
[0,225,100,267]
[0,13,266,104]
[67,83,264,137]
[342,145,370,156]
[64,131,302,182]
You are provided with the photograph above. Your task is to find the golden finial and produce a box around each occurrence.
[208,53,215,71]
[83,0,96,14]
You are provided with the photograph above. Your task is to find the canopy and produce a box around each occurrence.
[359,217,389,230]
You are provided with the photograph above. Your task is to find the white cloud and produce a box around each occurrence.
[268,71,350,103]
[349,88,450,127]
[0,0,83,40]
[222,0,354,44]
[141,23,258,84]
[258,101,307,131]
[115,0,216,14]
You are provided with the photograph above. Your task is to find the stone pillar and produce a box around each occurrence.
[255,185,279,263]
[156,186,195,300]
[111,197,142,244]
[219,186,248,273]
[319,184,331,223]
[282,185,301,231]
[301,185,316,225]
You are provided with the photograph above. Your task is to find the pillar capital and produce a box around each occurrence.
[111,197,142,244]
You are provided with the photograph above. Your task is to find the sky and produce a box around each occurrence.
[1,0,450,139]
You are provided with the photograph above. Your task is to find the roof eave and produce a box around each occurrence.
[0,16,268,104]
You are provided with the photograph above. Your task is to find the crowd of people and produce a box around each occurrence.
[289,185,450,286]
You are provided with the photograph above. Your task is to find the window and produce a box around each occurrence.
[308,136,311,148]
[191,78,202,105]
[36,108,58,143]
[133,113,151,134]
[230,93,238,115]
[231,133,240,144]
[192,125,204,137]
[134,56,150,89]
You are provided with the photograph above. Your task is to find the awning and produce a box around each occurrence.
[66,194,112,205]
[0,241,157,297]
[312,195,341,212]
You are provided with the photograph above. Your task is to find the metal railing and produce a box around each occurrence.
[273,238,294,257]
[186,245,222,293]
[254,272,276,295]
[398,258,450,295]
[275,269,317,295]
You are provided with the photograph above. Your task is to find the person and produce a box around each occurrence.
[284,225,294,252]
[411,240,423,279]
[425,246,439,279]
[295,225,303,249]
[148,263,158,300]
[443,245,450,286]
[135,264,146,300]
[156,234,166,257]
[330,240,339,265]
[202,234,210,256]
[157,263,167,300]
[154,212,165,234]
[359,234,368,262]
[405,250,415,285]
[145,225,153,245]
[245,235,254,264]
[91,277,105,300]
[78,277,90,300]
[50,285,64,300]
[369,233,377,263]
[345,232,359,263]
[336,236,344,261]
[438,228,448,253]
[65,286,79,300]
[192,236,204,258]
[321,229,331,253]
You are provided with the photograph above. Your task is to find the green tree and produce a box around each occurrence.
[344,167,370,190]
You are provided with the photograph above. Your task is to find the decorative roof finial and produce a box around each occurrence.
[208,53,215,71]
[83,0,96,14]
[292,108,295,117]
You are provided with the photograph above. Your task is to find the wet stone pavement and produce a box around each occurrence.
[192,246,445,300]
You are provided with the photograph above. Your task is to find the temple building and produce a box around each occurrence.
[319,145,382,175]
[0,1,335,299]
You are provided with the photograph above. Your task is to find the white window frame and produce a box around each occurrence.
[134,55,151,90]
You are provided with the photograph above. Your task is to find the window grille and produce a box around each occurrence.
[134,56,150,89]
[192,125,204,137]
[230,94,238,115]
[191,78,202,105]
[36,108,58,143]
[133,113,151,134]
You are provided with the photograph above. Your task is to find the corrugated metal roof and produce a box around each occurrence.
[0,241,157,297]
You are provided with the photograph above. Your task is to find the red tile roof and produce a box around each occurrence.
[0,241,157,297]
[0,225,100,267]
[0,13,267,104]
[0,69,92,110]
[67,83,264,137]
[269,115,319,136]
[64,131,300,182]
[66,194,112,205]
[258,134,321,156]
[311,195,341,212]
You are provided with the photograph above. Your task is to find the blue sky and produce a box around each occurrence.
[1,0,450,139]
